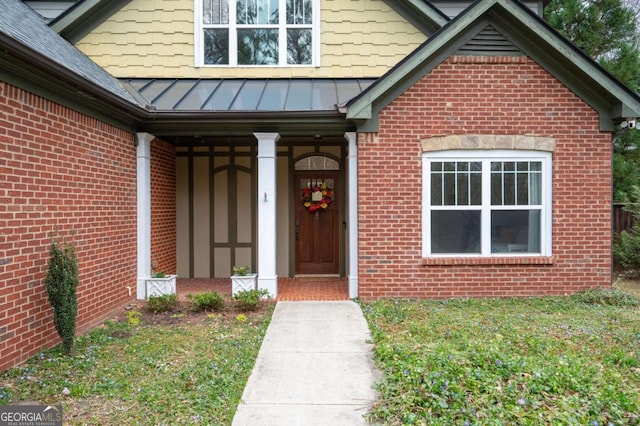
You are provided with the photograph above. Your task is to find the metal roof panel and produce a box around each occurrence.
[119,78,377,113]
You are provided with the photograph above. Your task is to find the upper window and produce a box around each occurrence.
[196,0,319,66]
[422,150,552,257]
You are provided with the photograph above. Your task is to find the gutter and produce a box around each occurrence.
[0,32,147,129]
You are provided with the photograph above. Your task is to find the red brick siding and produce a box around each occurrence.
[151,139,176,275]
[357,56,612,299]
[0,82,137,370]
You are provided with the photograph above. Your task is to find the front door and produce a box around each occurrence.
[295,173,340,275]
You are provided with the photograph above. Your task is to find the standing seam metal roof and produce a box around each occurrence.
[119,78,376,112]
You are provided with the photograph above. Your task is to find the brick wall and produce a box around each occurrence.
[151,139,176,275]
[0,82,137,370]
[357,56,612,299]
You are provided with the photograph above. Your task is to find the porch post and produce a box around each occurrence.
[136,132,155,299]
[345,132,358,298]
[255,132,280,298]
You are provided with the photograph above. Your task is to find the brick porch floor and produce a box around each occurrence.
[176,277,349,301]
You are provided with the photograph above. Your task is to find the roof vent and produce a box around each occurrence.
[457,25,523,56]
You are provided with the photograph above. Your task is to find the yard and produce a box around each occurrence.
[0,303,273,425]
[1,285,639,425]
[361,286,640,425]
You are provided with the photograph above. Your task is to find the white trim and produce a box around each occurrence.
[422,150,552,258]
[255,132,280,298]
[345,132,358,298]
[194,3,202,67]
[195,0,319,67]
[312,0,321,66]
[136,132,155,299]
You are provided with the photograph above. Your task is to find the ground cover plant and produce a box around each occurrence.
[0,304,273,425]
[361,288,640,425]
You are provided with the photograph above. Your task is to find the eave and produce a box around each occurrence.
[383,0,449,35]
[50,0,132,43]
[139,110,354,138]
[0,31,145,131]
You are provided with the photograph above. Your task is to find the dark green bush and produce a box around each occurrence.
[572,287,640,307]
[146,294,178,313]
[45,238,79,355]
[614,187,640,272]
[187,292,224,312]
[232,289,270,312]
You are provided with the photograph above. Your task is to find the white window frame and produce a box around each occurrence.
[422,150,552,257]
[194,0,321,67]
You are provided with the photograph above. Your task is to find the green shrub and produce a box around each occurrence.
[614,186,640,271]
[45,238,79,355]
[146,294,178,313]
[232,265,250,276]
[127,310,142,325]
[187,292,224,312]
[572,287,640,307]
[232,289,270,312]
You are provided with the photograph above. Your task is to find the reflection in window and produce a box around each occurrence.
[424,152,550,256]
[200,0,315,66]
[295,156,339,171]
[431,211,481,253]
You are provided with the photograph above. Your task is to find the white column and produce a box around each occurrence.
[136,132,154,299]
[255,132,280,298]
[345,132,359,298]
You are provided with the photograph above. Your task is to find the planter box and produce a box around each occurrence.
[145,275,177,298]
[231,273,257,295]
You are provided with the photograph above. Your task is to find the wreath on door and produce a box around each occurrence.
[302,182,333,213]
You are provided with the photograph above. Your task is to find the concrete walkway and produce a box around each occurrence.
[232,301,380,426]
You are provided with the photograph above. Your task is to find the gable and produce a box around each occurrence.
[346,0,640,132]
[73,0,426,79]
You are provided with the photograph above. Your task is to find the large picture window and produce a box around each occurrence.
[196,0,319,66]
[423,151,552,257]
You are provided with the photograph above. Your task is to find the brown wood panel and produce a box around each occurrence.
[295,172,340,275]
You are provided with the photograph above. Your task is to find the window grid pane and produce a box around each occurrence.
[287,28,312,64]
[287,0,312,24]
[237,29,279,64]
[430,161,481,206]
[491,161,542,206]
[204,29,230,64]
[237,0,279,24]
[204,0,230,24]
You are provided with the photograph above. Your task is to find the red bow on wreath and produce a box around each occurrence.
[302,182,332,213]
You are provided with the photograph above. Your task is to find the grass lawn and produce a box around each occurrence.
[0,306,273,425]
[361,288,640,426]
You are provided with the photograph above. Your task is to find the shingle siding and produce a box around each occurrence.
[74,0,425,78]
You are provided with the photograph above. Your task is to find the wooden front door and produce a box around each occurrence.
[295,173,340,275]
